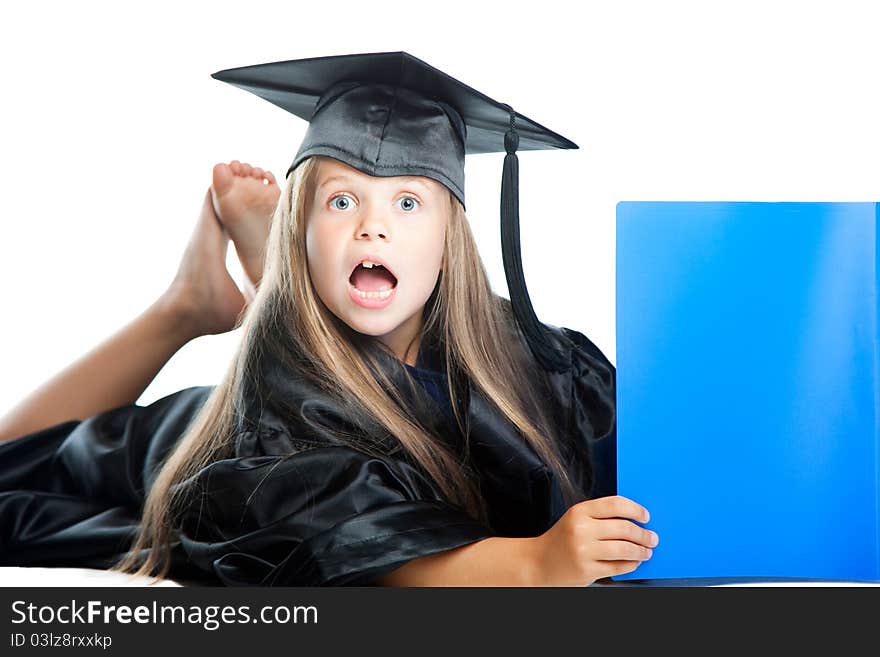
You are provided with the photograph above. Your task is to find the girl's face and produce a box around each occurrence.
[305,158,449,363]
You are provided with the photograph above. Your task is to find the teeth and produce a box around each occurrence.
[361,261,379,268]
[353,285,393,299]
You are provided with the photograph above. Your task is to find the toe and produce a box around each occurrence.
[229,160,241,174]
[265,171,276,185]
[241,163,253,175]
[252,166,265,180]
[212,163,235,196]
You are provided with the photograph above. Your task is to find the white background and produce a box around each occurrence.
[2,0,878,411]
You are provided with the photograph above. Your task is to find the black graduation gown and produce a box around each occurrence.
[0,325,615,586]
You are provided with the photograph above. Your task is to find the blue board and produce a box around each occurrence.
[614,202,880,582]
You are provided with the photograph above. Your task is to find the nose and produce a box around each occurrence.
[354,203,390,240]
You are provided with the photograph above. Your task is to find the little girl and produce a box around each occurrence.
[0,54,659,586]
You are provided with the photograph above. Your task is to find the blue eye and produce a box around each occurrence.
[397,196,420,212]
[329,194,355,211]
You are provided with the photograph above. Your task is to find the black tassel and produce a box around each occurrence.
[500,105,571,373]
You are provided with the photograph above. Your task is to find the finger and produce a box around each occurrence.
[588,496,650,523]
[594,540,653,563]
[595,519,659,547]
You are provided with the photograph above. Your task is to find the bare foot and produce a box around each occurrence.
[164,188,248,338]
[210,160,280,293]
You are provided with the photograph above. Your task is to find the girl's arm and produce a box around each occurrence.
[374,536,543,586]
[0,296,199,443]
[374,497,659,587]
[0,187,249,443]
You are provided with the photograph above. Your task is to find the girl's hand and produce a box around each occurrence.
[531,495,659,586]
[160,188,250,340]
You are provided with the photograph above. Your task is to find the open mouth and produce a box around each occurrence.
[349,261,398,299]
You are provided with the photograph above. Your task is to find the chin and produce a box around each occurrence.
[345,314,403,337]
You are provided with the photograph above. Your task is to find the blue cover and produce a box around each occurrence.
[613,202,880,582]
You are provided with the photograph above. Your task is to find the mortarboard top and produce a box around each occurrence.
[212,51,576,372]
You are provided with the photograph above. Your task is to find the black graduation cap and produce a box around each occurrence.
[212,51,575,372]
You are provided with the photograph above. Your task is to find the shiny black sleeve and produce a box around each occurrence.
[176,438,494,587]
[0,386,214,568]
[560,326,617,500]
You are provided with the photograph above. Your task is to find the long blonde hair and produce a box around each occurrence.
[113,155,583,582]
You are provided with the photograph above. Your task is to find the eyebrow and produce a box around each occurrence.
[317,174,432,193]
